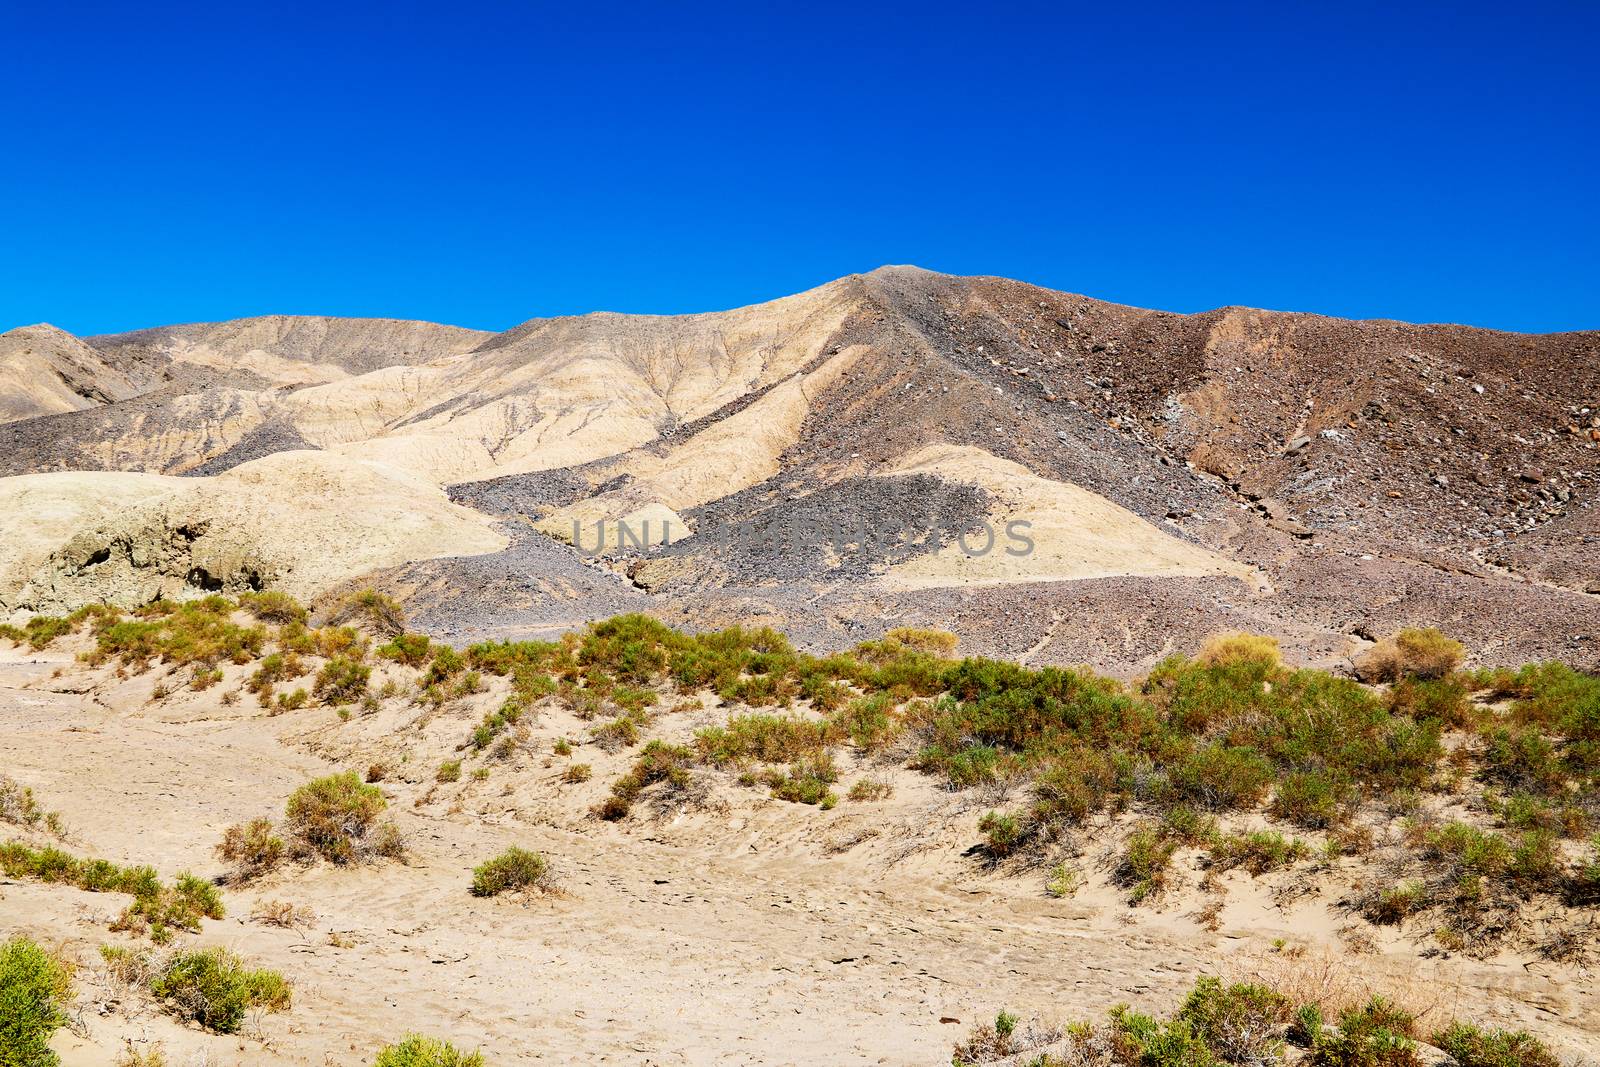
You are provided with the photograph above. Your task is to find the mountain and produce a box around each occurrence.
[0,323,144,425]
[1,267,1596,673]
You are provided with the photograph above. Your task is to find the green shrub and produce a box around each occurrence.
[469,847,551,897]
[314,657,371,704]
[596,741,695,820]
[978,811,1025,856]
[1213,831,1308,875]
[346,589,406,636]
[0,936,73,1067]
[1311,997,1419,1067]
[378,633,434,668]
[149,948,290,1033]
[768,753,839,807]
[217,817,285,882]
[1177,976,1291,1064]
[237,590,307,625]
[1270,771,1345,828]
[283,772,402,864]
[1119,824,1178,902]
[371,1035,486,1067]
[1431,1022,1561,1067]
[1170,744,1274,811]
[436,760,462,783]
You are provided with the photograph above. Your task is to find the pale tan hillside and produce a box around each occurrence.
[0,452,505,618]
[0,267,1594,673]
[0,324,141,425]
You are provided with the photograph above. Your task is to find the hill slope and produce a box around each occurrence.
[1,267,1596,672]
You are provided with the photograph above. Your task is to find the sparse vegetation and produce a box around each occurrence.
[0,936,74,1067]
[0,841,222,939]
[470,846,553,897]
[0,775,64,836]
[951,976,1559,1067]
[217,818,286,882]
[372,1035,486,1067]
[149,947,290,1033]
[283,772,403,865]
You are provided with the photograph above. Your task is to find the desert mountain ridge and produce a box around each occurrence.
[1,265,1597,675]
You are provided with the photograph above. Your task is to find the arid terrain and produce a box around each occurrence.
[2,269,1598,1067]
[2,267,1596,671]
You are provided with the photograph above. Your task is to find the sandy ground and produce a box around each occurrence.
[2,645,1596,1067]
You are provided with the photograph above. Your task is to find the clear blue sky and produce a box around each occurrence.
[3,1,1596,337]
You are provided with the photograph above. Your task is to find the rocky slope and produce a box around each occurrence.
[1,267,1596,672]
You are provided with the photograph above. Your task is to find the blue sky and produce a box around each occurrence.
[2,1,1596,336]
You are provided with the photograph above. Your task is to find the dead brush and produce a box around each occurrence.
[1232,946,1457,1031]
[250,899,317,933]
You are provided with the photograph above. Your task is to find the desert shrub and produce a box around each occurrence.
[251,899,315,929]
[768,753,839,807]
[1109,1005,1218,1067]
[188,665,224,691]
[470,846,552,897]
[1169,744,1274,811]
[421,645,465,687]
[1177,976,1291,1064]
[275,688,308,712]
[596,741,694,820]
[1028,748,1126,827]
[1197,632,1282,671]
[0,936,74,1067]
[1504,662,1600,742]
[591,715,642,751]
[0,775,61,833]
[1507,830,1562,888]
[1431,1022,1561,1067]
[562,763,592,784]
[1213,831,1308,875]
[1481,726,1567,796]
[345,589,406,635]
[113,1044,168,1067]
[1119,823,1178,902]
[847,775,893,801]
[238,590,307,625]
[1046,863,1080,897]
[1270,770,1346,828]
[436,760,462,784]
[21,615,74,651]
[1359,628,1463,682]
[1387,675,1471,728]
[1311,997,1420,1067]
[314,657,370,704]
[835,693,898,750]
[283,772,403,864]
[978,810,1025,856]
[1370,879,1428,924]
[149,948,290,1034]
[950,1009,1066,1065]
[378,632,433,668]
[372,1035,486,1067]
[0,843,220,937]
[217,817,285,882]
[694,714,834,767]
